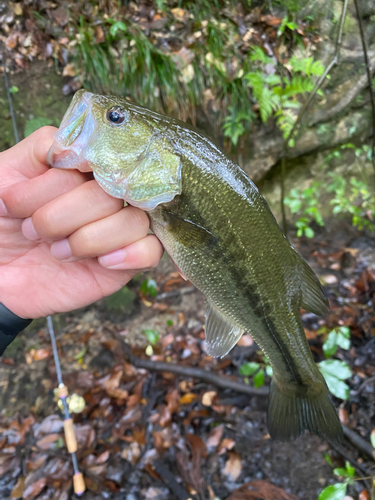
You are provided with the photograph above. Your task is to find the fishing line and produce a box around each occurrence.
[1,48,85,496]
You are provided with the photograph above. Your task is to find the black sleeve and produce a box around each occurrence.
[0,303,33,356]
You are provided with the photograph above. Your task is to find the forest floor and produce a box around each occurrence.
[0,221,374,500]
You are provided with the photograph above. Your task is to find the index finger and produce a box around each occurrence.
[0,126,57,179]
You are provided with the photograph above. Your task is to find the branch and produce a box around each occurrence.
[353,0,375,182]
[342,425,375,460]
[279,0,349,232]
[119,339,268,397]
[309,58,375,126]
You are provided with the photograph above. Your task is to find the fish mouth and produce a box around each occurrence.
[47,90,96,172]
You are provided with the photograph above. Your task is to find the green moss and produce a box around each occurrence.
[105,286,136,313]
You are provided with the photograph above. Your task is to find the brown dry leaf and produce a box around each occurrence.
[206,424,224,451]
[180,392,197,404]
[171,7,187,22]
[202,391,217,407]
[227,480,296,500]
[218,438,236,454]
[96,450,110,464]
[95,25,105,43]
[222,451,242,481]
[237,334,254,346]
[31,348,50,361]
[36,433,60,450]
[23,477,47,500]
[34,415,64,437]
[187,433,207,458]
[339,407,349,426]
[10,476,25,498]
[62,63,76,77]
[359,490,371,500]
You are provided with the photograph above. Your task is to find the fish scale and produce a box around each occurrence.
[48,90,343,443]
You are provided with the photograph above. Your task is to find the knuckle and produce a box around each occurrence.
[35,207,60,238]
[70,226,99,257]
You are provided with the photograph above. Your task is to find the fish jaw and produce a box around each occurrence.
[47,90,97,173]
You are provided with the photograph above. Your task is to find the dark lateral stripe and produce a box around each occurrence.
[171,170,305,386]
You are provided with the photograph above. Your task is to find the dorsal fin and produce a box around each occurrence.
[205,302,244,358]
[293,248,329,316]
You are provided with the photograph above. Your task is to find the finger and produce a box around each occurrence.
[22,180,124,241]
[0,168,89,218]
[98,234,164,270]
[0,126,57,179]
[50,206,150,260]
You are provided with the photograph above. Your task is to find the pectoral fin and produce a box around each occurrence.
[205,302,244,358]
[293,249,329,316]
[163,211,218,249]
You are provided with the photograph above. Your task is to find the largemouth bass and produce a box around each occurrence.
[47,90,343,442]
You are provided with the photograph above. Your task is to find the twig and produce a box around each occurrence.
[279,0,349,232]
[153,461,192,500]
[330,441,372,489]
[156,285,197,302]
[343,425,375,460]
[0,49,20,143]
[119,339,268,397]
[353,0,375,183]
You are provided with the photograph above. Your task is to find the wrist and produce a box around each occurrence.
[0,303,33,356]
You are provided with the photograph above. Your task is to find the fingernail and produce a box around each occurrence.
[99,249,126,268]
[0,199,8,216]
[51,239,72,261]
[22,218,39,240]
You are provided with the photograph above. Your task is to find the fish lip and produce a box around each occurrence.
[47,90,96,172]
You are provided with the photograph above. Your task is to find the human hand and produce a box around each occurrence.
[0,127,163,319]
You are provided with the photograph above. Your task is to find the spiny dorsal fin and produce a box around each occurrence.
[205,302,244,358]
[293,248,329,317]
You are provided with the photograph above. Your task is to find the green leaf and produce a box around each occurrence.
[265,365,273,377]
[319,360,352,380]
[143,329,160,346]
[110,21,127,37]
[141,278,158,297]
[319,371,350,400]
[24,117,52,137]
[323,331,339,357]
[9,85,19,94]
[317,482,347,500]
[304,227,314,238]
[253,369,265,388]
[239,362,260,376]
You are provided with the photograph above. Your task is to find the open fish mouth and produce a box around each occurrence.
[47,90,97,172]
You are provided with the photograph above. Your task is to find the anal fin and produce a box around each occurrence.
[205,302,244,358]
[293,248,330,316]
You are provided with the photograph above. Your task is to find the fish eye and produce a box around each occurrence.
[106,107,127,125]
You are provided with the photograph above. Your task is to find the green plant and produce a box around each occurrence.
[141,278,158,298]
[318,461,355,500]
[285,143,375,237]
[318,359,351,400]
[322,326,351,358]
[239,356,272,388]
[143,329,160,346]
[284,183,323,237]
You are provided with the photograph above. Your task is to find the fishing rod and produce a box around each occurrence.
[1,49,85,497]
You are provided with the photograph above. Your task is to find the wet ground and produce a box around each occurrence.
[0,221,374,500]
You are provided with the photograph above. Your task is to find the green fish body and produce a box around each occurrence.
[48,90,343,442]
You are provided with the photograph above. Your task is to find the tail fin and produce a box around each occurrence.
[267,379,343,443]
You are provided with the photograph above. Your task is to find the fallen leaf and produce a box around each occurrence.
[202,391,217,407]
[206,424,224,451]
[14,3,23,16]
[36,433,60,450]
[32,348,50,361]
[187,433,207,458]
[223,452,242,481]
[171,8,187,22]
[227,480,296,500]
[23,477,47,500]
[359,490,371,500]
[10,476,25,498]
[218,438,236,454]
[62,63,76,77]
[180,392,197,404]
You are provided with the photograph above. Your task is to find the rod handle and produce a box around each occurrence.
[63,418,77,453]
[73,472,85,495]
